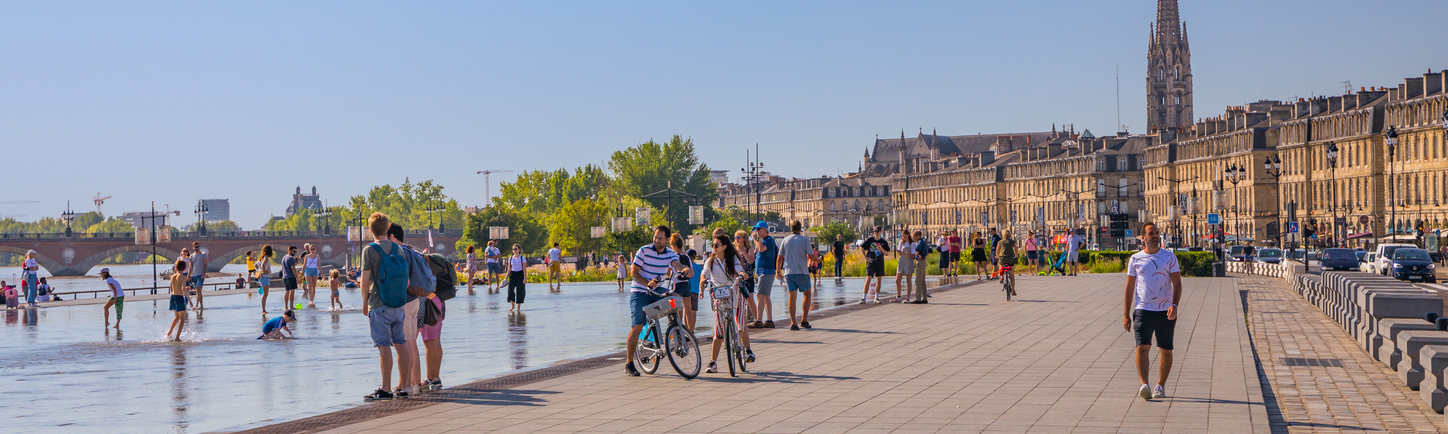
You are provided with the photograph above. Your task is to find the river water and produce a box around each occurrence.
[1,267,887,434]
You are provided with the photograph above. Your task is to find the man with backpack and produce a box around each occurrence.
[360,213,415,401]
[388,223,436,396]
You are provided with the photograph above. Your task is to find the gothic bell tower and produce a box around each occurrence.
[1147,0,1192,133]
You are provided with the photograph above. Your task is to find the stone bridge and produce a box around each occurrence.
[0,230,463,276]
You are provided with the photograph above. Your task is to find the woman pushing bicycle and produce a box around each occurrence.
[703,234,755,374]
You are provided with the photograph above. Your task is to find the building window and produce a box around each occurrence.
[1117,157,1126,170]
[1096,159,1105,172]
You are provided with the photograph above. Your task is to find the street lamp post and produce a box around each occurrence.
[1224,164,1243,249]
[194,200,209,236]
[1386,126,1399,242]
[319,203,334,235]
[61,201,77,238]
[1325,142,1339,247]
[740,144,764,225]
[1264,155,1283,247]
[1157,176,1197,248]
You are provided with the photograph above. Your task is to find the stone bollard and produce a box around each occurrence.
[1380,318,1441,367]
[1398,331,1448,389]
[1423,345,1448,413]
[1433,313,1443,324]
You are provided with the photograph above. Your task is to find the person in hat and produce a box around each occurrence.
[101,268,124,329]
[751,221,779,328]
[22,250,40,308]
[861,226,890,303]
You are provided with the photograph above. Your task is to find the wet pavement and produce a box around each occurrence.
[1,274,893,433]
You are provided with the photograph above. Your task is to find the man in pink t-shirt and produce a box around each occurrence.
[946,231,963,280]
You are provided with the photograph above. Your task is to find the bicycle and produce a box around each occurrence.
[634,276,702,379]
[707,282,747,377]
[1000,265,1015,301]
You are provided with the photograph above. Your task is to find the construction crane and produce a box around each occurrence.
[94,193,112,214]
[476,170,515,209]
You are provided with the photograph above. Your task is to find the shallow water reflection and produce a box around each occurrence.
[2,277,885,433]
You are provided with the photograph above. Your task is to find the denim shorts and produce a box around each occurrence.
[169,295,187,311]
[368,304,407,347]
[191,276,205,288]
[487,262,503,274]
[304,267,319,277]
[785,274,810,292]
[629,291,665,326]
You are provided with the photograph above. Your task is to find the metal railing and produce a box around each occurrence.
[50,282,241,300]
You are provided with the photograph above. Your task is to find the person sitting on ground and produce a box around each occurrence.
[260,310,296,339]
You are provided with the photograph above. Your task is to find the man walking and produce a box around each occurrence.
[777,220,819,330]
[1123,222,1182,401]
[1242,240,1257,275]
[861,226,890,303]
[831,234,845,282]
[282,246,299,308]
[485,240,502,292]
[547,243,563,291]
[1066,228,1085,276]
[752,222,778,328]
[190,241,209,310]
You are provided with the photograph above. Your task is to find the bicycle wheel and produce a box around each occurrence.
[636,322,661,375]
[724,315,737,377]
[1004,279,1012,301]
[665,324,702,379]
[733,324,748,373]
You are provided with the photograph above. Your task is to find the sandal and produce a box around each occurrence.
[764,320,775,328]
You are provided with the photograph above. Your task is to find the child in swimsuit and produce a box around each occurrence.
[329,270,342,310]
[260,310,296,339]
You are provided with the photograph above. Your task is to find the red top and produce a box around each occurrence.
[947,236,962,253]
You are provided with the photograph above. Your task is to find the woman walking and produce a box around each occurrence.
[1023,231,1041,275]
[971,232,988,280]
[734,230,759,328]
[257,245,274,314]
[506,244,527,312]
[894,231,916,302]
[703,234,755,373]
[464,245,478,293]
[302,244,320,308]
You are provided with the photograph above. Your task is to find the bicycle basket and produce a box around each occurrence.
[707,284,732,301]
[642,295,684,320]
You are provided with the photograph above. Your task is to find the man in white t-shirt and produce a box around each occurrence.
[1066,229,1085,276]
[1123,222,1182,401]
[546,243,563,291]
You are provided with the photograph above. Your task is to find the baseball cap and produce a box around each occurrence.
[752,221,769,230]
[99,267,110,274]
[26,250,36,254]
[872,226,882,232]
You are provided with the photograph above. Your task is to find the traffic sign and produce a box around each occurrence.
[1359,215,1370,225]
[1125,229,1133,237]
[1287,222,1299,233]
[1207,213,1221,225]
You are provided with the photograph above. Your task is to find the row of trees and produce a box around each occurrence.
[458,135,720,256]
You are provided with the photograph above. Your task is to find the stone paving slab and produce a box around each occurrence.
[250,274,1270,433]
[1240,275,1448,433]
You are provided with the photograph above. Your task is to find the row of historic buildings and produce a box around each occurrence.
[717,0,1447,249]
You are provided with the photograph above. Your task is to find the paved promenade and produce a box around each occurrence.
[1240,275,1448,433]
[235,273,1271,434]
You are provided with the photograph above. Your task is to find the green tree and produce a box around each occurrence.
[814,220,859,244]
[548,199,612,256]
[458,207,548,255]
[347,179,464,231]
[85,218,134,235]
[607,135,718,233]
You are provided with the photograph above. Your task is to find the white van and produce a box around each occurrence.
[1374,244,1417,276]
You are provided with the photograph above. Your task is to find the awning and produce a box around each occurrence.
[1345,232,1374,240]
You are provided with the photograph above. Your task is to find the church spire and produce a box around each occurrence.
[1146,0,1192,134]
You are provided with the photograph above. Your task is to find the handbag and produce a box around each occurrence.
[421,297,445,327]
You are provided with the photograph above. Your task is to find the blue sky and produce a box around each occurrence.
[1,0,1443,228]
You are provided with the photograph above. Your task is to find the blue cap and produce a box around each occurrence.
[752,221,769,230]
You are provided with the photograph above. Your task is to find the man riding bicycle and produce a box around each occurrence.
[997,230,1018,296]
[624,225,694,377]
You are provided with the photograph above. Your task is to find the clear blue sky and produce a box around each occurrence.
[1,0,1443,228]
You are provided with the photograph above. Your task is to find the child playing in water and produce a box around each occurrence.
[166,259,191,341]
[329,270,342,310]
[259,310,295,339]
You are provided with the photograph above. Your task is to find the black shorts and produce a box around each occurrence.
[999,257,1016,267]
[1133,309,1176,350]
[284,277,298,290]
[867,262,886,277]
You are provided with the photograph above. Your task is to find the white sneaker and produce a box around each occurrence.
[1138,384,1152,401]
[1151,384,1165,398]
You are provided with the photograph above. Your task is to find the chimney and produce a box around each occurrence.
[1328,96,1342,113]
[1358,87,1387,107]
[979,151,996,166]
[1342,92,1359,111]
[1294,99,1311,118]
[1425,71,1444,96]
[1047,141,1063,158]
[1310,97,1329,116]
[1405,77,1425,98]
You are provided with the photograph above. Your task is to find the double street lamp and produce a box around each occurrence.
[61,201,77,237]
[1325,142,1340,247]
[1264,155,1283,247]
[1386,126,1399,240]
[194,200,209,236]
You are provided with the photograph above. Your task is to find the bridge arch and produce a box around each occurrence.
[0,245,66,278]
[72,245,183,277]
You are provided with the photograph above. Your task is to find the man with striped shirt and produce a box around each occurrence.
[624,225,695,377]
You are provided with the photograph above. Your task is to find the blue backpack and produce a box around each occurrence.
[400,244,436,298]
[368,242,409,308]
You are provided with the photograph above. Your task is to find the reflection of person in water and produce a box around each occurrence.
[508,313,527,370]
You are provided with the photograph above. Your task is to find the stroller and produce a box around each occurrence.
[1035,251,1068,276]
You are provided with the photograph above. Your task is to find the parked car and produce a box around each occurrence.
[1355,251,1367,262]
[1362,252,1378,274]
[1374,244,1418,276]
[1285,248,1319,262]
[1228,245,1245,262]
[1389,248,1436,283]
[1318,248,1360,271]
[1255,248,1284,264]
